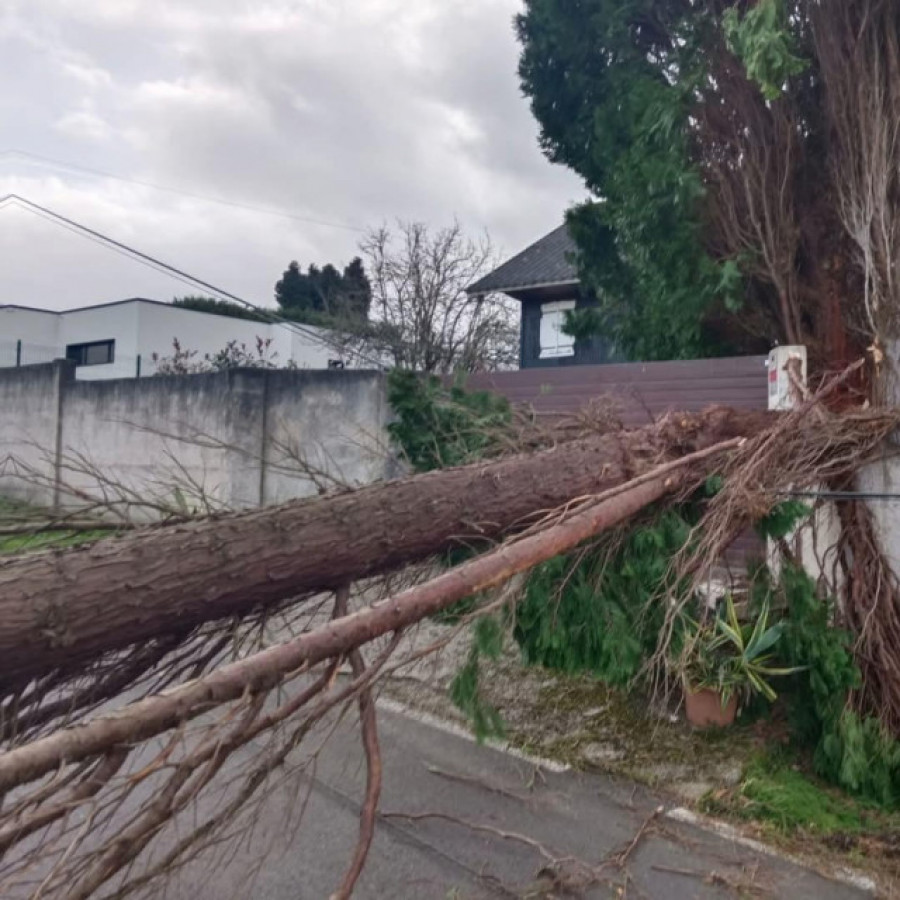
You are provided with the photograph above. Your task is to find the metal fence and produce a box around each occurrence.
[465,356,769,567]
[0,340,60,368]
[464,356,769,426]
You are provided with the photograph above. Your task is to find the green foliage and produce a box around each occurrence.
[681,594,800,705]
[770,564,900,806]
[825,712,900,806]
[517,0,749,360]
[172,296,270,323]
[723,0,807,101]
[449,617,506,742]
[386,369,512,473]
[561,306,604,343]
[386,371,513,623]
[702,752,874,835]
[755,500,812,540]
[275,257,370,323]
[704,474,725,496]
[0,498,107,555]
[513,509,693,684]
[0,529,104,556]
[773,564,859,742]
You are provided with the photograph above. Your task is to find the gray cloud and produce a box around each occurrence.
[1,0,585,312]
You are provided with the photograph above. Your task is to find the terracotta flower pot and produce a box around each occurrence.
[684,686,738,728]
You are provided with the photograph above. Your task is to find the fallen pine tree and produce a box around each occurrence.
[0,375,899,899]
[0,405,770,687]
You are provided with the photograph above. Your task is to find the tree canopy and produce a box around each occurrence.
[275,257,371,324]
[517,0,900,367]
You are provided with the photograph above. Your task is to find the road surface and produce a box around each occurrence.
[154,702,868,899]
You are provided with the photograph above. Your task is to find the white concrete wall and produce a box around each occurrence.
[0,362,64,505]
[0,362,395,517]
[58,371,264,514]
[857,453,900,574]
[263,369,395,505]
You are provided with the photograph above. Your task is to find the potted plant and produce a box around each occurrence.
[680,595,800,728]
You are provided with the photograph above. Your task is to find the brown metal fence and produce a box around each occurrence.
[464,355,769,425]
[465,356,769,568]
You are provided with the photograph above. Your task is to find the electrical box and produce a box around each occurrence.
[767,345,807,411]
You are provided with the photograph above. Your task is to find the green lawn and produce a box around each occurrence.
[702,752,878,833]
[0,497,109,555]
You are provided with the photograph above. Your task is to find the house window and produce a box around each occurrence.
[539,300,576,359]
[66,340,115,367]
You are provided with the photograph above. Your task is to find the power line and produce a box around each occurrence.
[1,148,365,233]
[777,489,900,502]
[9,201,235,298]
[0,193,385,368]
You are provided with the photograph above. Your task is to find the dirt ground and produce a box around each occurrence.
[382,618,753,799]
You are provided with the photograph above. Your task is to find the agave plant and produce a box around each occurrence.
[681,595,803,705]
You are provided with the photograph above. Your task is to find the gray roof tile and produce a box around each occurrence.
[467,224,579,296]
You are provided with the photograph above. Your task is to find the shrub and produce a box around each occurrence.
[513,509,694,685]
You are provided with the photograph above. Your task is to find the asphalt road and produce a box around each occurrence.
[153,702,868,900]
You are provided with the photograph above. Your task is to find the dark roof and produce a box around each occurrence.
[1,298,273,316]
[0,298,160,315]
[467,224,579,296]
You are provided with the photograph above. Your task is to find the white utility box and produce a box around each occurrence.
[767,345,807,411]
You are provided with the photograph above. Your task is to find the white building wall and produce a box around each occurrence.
[0,307,61,367]
[138,307,344,371]
[135,302,276,375]
[288,326,340,369]
[58,303,140,380]
[0,300,357,377]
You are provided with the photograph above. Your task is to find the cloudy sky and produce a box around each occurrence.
[0,0,585,312]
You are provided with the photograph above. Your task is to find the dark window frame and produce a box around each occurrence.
[65,339,116,367]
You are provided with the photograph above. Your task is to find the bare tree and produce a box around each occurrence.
[356,221,517,373]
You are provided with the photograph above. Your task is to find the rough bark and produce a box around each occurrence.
[0,460,694,793]
[0,407,769,686]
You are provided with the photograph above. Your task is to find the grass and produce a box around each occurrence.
[700,750,897,836]
[0,497,108,555]
[0,530,103,555]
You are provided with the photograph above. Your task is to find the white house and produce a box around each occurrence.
[0,298,357,379]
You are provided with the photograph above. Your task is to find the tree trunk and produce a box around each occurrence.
[0,407,768,686]
[0,465,690,792]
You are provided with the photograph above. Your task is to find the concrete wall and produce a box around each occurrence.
[857,451,900,574]
[263,370,394,506]
[0,362,394,516]
[0,362,65,506]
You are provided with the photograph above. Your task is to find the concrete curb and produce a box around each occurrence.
[666,806,878,895]
[378,695,879,896]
